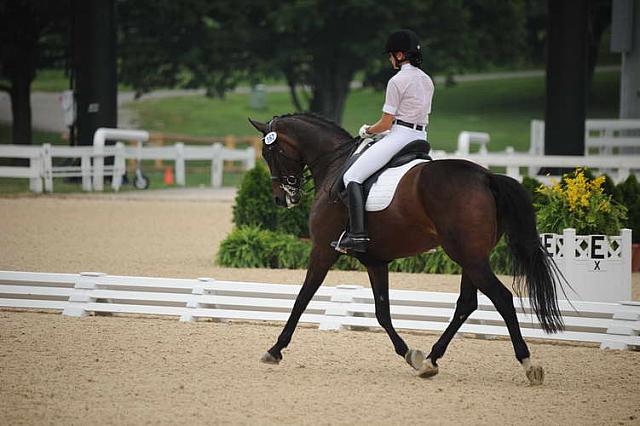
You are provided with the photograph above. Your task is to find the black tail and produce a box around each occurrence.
[488,174,565,333]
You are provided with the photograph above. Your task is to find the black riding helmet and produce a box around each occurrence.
[385,29,423,66]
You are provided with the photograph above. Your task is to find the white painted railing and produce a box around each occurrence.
[528,119,640,175]
[92,128,150,191]
[1,128,255,192]
[43,143,127,192]
[456,131,491,155]
[123,143,255,188]
[435,149,640,183]
[0,144,45,192]
[1,271,638,350]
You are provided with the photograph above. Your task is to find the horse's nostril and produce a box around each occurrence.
[274,196,286,207]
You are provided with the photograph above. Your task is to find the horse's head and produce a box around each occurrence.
[249,117,305,208]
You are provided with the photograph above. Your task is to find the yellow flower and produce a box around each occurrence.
[598,200,610,212]
[580,194,590,207]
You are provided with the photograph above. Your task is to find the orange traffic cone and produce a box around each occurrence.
[163,166,175,186]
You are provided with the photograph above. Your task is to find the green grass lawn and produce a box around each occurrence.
[129,70,619,153]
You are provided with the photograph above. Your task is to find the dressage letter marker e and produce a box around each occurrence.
[591,235,605,272]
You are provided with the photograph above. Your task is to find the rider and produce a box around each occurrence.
[332,29,435,254]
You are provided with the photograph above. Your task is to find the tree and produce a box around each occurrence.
[258,0,529,123]
[0,0,68,145]
[118,0,259,99]
[117,0,202,97]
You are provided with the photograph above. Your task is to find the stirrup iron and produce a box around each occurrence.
[331,231,348,254]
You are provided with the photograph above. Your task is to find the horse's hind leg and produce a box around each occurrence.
[367,264,421,369]
[464,261,544,385]
[421,272,478,376]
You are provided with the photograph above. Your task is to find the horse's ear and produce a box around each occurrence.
[248,118,267,134]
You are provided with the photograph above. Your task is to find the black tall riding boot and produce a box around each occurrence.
[331,182,370,253]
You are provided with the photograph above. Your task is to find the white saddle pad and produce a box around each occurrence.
[365,159,429,212]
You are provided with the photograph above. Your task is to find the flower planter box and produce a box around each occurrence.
[540,228,632,303]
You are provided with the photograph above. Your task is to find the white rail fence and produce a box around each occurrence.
[437,150,640,184]
[451,119,640,182]
[0,144,45,192]
[0,128,255,192]
[1,271,638,351]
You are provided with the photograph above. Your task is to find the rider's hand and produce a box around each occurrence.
[359,124,373,139]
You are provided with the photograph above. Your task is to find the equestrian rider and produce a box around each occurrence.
[331,29,435,253]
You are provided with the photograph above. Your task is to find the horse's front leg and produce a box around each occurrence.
[261,246,338,364]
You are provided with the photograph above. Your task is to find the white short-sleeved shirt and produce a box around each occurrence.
[382,63,434,125]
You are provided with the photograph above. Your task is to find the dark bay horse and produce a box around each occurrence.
[249,113,564,385]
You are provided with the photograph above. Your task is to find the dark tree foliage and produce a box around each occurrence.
[116,0,534,123]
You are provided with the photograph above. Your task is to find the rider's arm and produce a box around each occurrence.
[367,113,394,134]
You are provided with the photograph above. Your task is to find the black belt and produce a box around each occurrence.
[393,119,425,131]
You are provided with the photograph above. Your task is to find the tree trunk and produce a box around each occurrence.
[308,62,354,124]
[284,69,306,112]
[9,71,32,146]
[544,0,588,160]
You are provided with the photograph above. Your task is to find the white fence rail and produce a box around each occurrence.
[435,150,640,183]
[530,119,640,157]
[451,119,640,181]
[0,145,44,192]
[1,271,638,350]
[0,128,255,192]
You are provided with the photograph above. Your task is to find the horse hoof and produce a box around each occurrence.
[405,349,425,370]
[260,352,281,365]
[417,359,439,379]
[525,364,544,385]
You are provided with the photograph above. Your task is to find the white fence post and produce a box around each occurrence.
[179,278,208,322]
[621,229,632,300]
[42,143,53,193]
[246,147,256,170]
[319,285,361,331]
[111,142,125,192]
[175,143,186,186]
[81,155,92,191]
[211,143,223,188]
[62,272,105,317]
[504,146,521,180]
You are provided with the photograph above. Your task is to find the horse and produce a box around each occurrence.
[248,112,565,385]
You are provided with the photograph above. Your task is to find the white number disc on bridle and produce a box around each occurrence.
[264,131,277,145]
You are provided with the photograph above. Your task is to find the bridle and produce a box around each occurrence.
[261,115,360,204]
[262,117,306,204]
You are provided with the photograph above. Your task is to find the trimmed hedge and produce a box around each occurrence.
[232,162,312,237]
[217,226,310,269]
[219,164,639,272]
[217,225,513,274]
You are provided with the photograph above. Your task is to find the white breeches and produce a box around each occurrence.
[343,124,427,186]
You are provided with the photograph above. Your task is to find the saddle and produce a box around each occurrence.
[330,139,432,204]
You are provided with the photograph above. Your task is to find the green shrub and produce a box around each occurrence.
[522,176,545,206]
[216,226,311,269]
[616,174,640,243]
[232,163,278,230]
[217,225,514,275]
[232,162,312,237]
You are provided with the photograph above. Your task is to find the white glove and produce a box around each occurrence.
[359,124,373,139]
